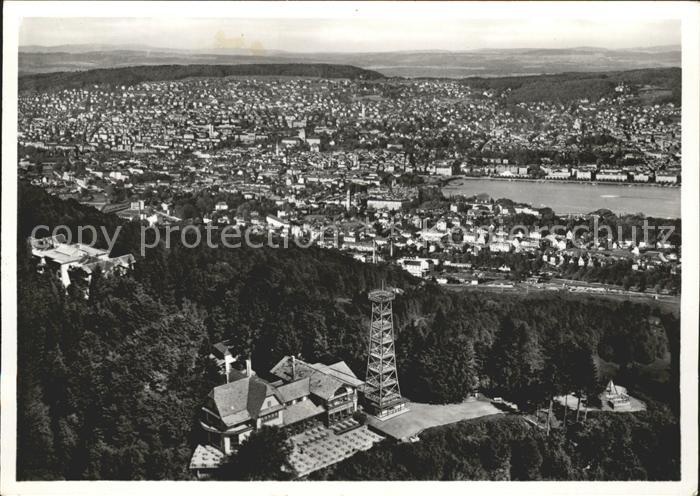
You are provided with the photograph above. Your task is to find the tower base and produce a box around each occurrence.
[365,397,409,420]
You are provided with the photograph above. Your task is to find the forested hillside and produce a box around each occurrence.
[312,410,679,480]
[463,68,681,105]
[17,183,679,480]
[18,63,384,93]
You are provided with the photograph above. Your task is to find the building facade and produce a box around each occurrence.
[197,355,364,458]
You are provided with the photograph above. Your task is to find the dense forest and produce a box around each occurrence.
[312,410,679,480]
[463,68,681,105]
[18,63,384,92]
[17,183,679,480]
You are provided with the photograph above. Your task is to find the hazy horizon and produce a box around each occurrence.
[19,17,680,54]
[17,43,682,54]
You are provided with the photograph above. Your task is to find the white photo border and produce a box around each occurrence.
[2,2,698,495]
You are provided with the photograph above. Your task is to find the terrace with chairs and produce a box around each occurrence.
[331,417,362,435]
[288,424,384,477]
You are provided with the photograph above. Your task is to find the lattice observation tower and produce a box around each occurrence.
[363,286,408,420]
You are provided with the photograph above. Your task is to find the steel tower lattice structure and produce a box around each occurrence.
[364,286,404,416]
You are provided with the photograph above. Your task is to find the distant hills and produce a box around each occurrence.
[16,43,682,105]
[18,63,384,92]
[19,45,681,78]
[18,64,681,106]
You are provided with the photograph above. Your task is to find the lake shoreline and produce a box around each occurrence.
[441,175,681,189]
[439,176,680,218]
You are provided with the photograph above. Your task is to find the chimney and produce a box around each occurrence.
[224,355,231,383]
[245,358,253,377]
[291,356,296,380]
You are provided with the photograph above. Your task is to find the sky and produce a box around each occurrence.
[19,17,681,53]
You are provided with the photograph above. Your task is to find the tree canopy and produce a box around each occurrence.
[216,427,294,480]
[17,183,680,480]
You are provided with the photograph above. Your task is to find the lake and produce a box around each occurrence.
[442,178,681,219]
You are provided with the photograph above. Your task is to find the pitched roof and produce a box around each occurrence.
[606,380,621,395]
[270,356,311,382]
[277,377,311,403]
[211,341,232,360]
[314,361,364,387]
[270,356,362,400]
[328,361,355,377]
[308,372,345,401]
[29,234,67,250]
[209,375,282,427]
[283,399,325,426]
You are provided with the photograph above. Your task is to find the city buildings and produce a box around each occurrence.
[18,75,680,296]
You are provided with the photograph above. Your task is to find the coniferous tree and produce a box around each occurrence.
[216,427,294,480]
